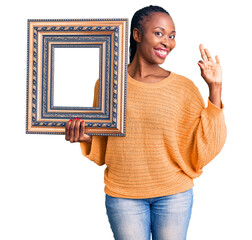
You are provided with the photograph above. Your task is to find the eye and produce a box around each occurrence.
[169,35,176,39]
[155,32,163,37]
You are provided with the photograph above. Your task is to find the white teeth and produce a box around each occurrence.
[156,50,167,56]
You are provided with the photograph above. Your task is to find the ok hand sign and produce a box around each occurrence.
[198,44,222,88]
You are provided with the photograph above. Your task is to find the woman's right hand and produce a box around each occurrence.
[65,119,92,144]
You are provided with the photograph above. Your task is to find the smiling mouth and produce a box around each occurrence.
[154,49,169,59]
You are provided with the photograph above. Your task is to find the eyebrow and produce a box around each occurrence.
[153,27,176,33]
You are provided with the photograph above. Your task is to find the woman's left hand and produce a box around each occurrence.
[198,44,222,88]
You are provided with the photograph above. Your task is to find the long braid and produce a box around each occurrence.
[129,5,170,63]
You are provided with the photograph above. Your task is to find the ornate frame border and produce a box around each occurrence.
[26,19,128,136]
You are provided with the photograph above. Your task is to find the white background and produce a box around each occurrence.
[1,0,251,239]
[54,47,99,107]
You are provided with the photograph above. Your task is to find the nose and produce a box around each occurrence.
[161,42,168,48]
[161,35,175,49]
[161,36,169,48]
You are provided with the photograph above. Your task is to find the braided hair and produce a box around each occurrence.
[129,5,170,63]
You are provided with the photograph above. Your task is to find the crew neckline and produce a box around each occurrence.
[127,69,175,88]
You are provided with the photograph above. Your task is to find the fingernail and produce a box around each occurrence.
[198,63,200,67]
[78,118,81,120]
[69,119,72,122]
[82,120,84,123]
[74,118,77,120]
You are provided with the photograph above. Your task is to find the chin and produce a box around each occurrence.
[153,54,168,64]
[153,58,166,65]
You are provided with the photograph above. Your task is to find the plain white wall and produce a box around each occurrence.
[1,0,251,239]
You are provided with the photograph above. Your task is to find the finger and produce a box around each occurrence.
[74,119,81,142]
[215,55,220,64]
[65,119,72,141]
[205,48,214,62]
[80,120,85,137]
[198,60,205,69]
[70,118,76,143]
[199,44,208,62]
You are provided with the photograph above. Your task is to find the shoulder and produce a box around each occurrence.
[171,71,205,107]
[95,78,100,87]
[171,72,197,89]
[94,78,100,93]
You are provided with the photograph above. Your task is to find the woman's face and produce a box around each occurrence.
[134,12,176,65]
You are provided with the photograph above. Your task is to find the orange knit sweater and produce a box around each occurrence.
[80,71,227,199]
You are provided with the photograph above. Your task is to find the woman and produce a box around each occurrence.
[65,5,227,240]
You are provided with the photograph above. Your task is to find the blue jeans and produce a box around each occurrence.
[105,188,193,240]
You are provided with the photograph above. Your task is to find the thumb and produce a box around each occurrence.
[79,120,92,143]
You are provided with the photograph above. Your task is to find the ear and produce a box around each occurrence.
[133,28,142,43]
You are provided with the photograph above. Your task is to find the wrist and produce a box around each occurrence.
[208,85,222,109]
[208,82,222,91]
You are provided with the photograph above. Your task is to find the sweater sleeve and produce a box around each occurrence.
[80,79,108,166]
[191,96,227,172]
[176,80,227,177]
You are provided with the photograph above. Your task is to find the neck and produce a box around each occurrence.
[128,51,160,80]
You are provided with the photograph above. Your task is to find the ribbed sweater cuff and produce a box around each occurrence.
[205,97,224,118]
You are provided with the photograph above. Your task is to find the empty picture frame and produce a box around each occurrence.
[26,18,128,136]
